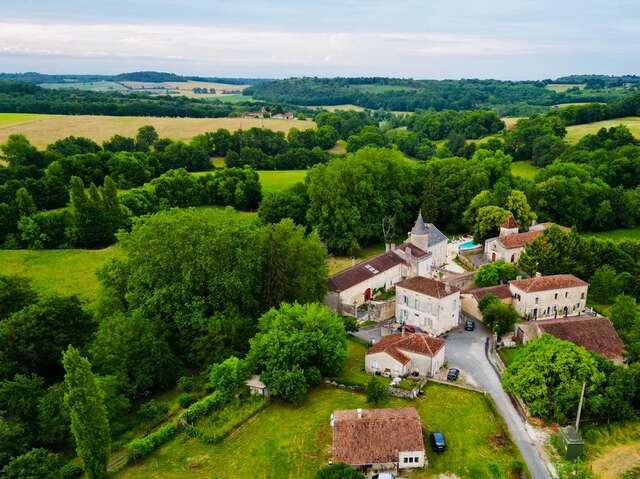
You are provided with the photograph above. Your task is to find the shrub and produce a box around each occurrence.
[180,391,226,424]
[137,400,169,424]
[177,375,198,393]
[178,393,196,409]
[59,462,84,479]
[366,376,388,404]
[126,423,179,463]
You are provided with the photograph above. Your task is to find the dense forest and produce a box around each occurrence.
[245,77,634,113]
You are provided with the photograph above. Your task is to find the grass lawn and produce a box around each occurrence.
[0,246,122,304]
[258,170,308,194]
[584,421,640,479]
[498,346,524,368]
[581,227,640,242]
[511,161,540,180]
[0,113,314,148]
[326,243,386,276]
[117,383,525,479]
[565,116,640,144]
[330,337,388,387]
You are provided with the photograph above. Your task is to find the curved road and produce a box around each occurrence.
[445,322,551,479]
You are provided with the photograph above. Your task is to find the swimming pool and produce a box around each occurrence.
[459,240,480,250]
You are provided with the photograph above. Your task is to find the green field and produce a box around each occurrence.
[117,383,524,479]
[0,112,51,127]
[582,227,640,241]
[511,161,540,180]
[210,94,257,104]
[584,421,640,479]
[565,116,640,144]
[40,81,130,92]
[0,246,122,303]
[326,243,386,276]
[258,170,308,194]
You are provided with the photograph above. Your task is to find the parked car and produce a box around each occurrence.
[447,368,460,381]
[403,324,417,333]
[464,319,475,331]
[430,432,446,452]
[372,473,396,479]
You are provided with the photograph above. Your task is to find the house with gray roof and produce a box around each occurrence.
[324,211,448,316]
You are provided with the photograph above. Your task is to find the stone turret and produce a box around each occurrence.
[409,210,429,252]
[499,215,519,237]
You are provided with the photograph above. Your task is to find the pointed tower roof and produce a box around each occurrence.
[501,215,518,229]
[411,210,429,235]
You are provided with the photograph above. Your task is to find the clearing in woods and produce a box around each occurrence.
[0,113,315,148]
[565,116,640,144]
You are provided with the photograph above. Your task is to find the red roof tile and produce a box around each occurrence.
[397,276,460,298]
[468,284,512,301]
[367,333,446,364]
[502,215,519,229]
[332,407,425,465]
[537,316,625,362]
[328,251,405,292]
[498,230,543,249]
[509,274,588,293]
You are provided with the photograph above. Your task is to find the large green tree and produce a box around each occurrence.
[62,346,110,479]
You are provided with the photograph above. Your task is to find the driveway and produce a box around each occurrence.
[444,319,551,479]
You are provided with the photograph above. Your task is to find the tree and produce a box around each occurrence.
[207,356,250,400]
[135,125,159,151]
[0,275,36,321]
[589,266,622,304]
[0,374,45,440]
[247,303,347,404]
[480,301,519,336]
[0,295,94,380]
[90,312,181,399]
[62,346,110,479]
[502,335,604,421]
[0,135,44,168]
[315,463,365,479]
[366,376,388,404]
[258,184,309,226]
[37,383,71,448]
[14,188,36,218]
[505,190,536,230]
[2,448,67,479]
[475,260,519,287]
[102,134,135,153]
[609,295,639,333]
[473,206,511,244]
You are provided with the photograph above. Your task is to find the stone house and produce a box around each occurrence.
[461,284,512,320]
[510,273,588,320]
[365,333,446,377]
[395,276,461,336]
[331,407,426,473]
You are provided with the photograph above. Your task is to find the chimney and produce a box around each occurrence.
[357,408,363,419]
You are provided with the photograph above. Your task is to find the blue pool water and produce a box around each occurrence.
[459,240,480,250]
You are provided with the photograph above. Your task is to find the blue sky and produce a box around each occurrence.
[1,0,638,79]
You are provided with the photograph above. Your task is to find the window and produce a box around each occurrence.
[565,291,568,298]
[404,295,409,305]
[404,457,409,464]
[414,298,419,310]
[408,457,414,463]
[581,292,585,299]
[414,456,420,463]
[554,293,558,300]
[535,297,539,304]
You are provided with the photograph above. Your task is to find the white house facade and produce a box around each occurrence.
[395,277,461,336]
[365,333,446,377]
[509,274,589,320]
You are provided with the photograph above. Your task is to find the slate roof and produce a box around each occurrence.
[327,251,405,292]
[467,284,512,301]
[498,230,543,249]
[425,223,448,246]
[397,276,460,299]
[412,210,429,235]
[537,316,625,362]
[332,407,425,466]
[367,333,446,364]
[509,274,588,293]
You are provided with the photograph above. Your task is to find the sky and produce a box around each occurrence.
[0,0,638,80]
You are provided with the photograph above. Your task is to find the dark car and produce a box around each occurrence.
[402,324,417,334]
[464,319,475,331]
[447,368,460,381]
[430,432,446,452]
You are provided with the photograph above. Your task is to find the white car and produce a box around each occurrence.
[371,473,396,479]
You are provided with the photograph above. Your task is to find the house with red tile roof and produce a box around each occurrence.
[324,211,448,316]
[516,316,625,365]
[483,221,566,264]
[365,332,446,377]
[509,273,588,320]
[331,407,426,473]
[461,284,512,319]
[395,277,461,335]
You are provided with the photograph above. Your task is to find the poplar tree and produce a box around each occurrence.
[62,346,110,479]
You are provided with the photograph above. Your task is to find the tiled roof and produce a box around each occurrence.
[501,215,519,229]
[397,276,460,298]
[328,251,405,292]
[367,333,446,364]
[332,407,425,465]
[398,242,431,259]
[537,316,625,362]
[468,284,512,301]
[498,230,543,249]
[509,274,588,293]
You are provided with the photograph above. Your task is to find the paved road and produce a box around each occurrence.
[445,320,550,479]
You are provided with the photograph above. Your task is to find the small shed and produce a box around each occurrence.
[245,375,270,400]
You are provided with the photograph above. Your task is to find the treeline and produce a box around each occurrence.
[0,126,263,249]
[0,81,252,118]
[245,77,630,112]
[0,71,267,85]
[0,207,334,476]
[550,92,640,125]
